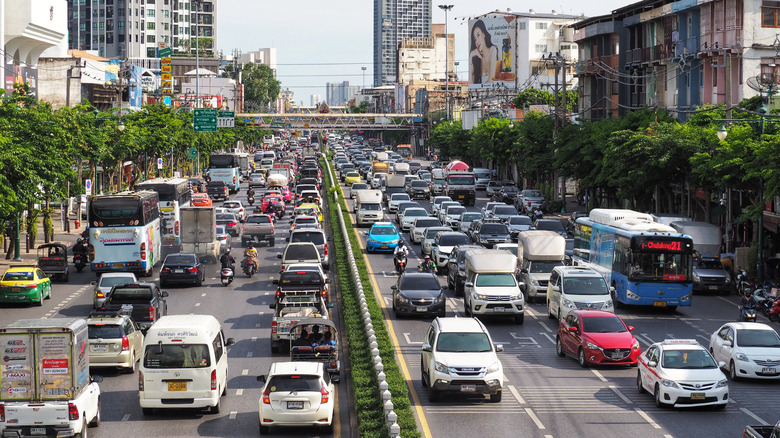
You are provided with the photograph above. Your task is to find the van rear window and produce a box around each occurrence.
[266,375,322,392]
[143,344,211,368]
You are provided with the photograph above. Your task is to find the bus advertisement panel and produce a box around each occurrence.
[88,191,161,275]
[134,178,191,252]
[573,209,694,309]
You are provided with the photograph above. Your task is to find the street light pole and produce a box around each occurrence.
[193,0,200,109]
[361,66,367,90]
[438,4,453,120]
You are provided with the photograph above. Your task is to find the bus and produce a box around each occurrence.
[88,191,162,276]
[395,144,412,160]
[134,178,191,255]
[573,209,694,309]
[207,153,241,193]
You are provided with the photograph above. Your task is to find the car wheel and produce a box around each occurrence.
[123,352,137,374]
[269,239,275,247]
[637,371,645,393]
[45,287,52,299]
[88,399,101,427]
[555,337,565,357]
[463,300,470,316]
[78,418,89,438]
[209,398,220,414]
[421,362,428,387]
[35,291,43,306]
[654,384,666,408]
[490,391,502,403]
[730,360,739,381]
[578,348,588,368]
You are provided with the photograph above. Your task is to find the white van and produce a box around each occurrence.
[546,266,614,321]
[139,315,236,414]
[355,189,383,225]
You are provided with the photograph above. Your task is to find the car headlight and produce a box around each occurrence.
[434,361,450,374]
[585,341,600,351]
[562,298,575,308]
[529,278,540,286]
[486,361,500,374]
[692,273,701,282]
[660,379,679,388]
[716,379,728,388]
[434,294,446,303]
[395,295,410,304]
[509,294,522,301]
[474,293,489,301]
[725,275,733,283]
[632,339,640,350]
[736,352,749,362]
[604,299,613,309]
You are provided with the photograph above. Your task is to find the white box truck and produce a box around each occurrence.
[180,207,219,263]
[517,230,567,303]
[670,221,732,295]
[355,190,384,225]
[0,318,102,437]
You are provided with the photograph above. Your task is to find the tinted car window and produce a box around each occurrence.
[436,333,491,352]
[400,275,441,290]
[291,232,325,245]
[279,271,323,285]
[494,206,517,215]
[266,375,322,392]
[581,316,628,333]
[440,234,471,246]
[509,216,532,225]
[285,245,319,259]
[143,344,211,368]
[246,215,271,224]
[480,224,509,233]
[411,181,428,188]
[88,325,123,339]
[99,276,136,288]
[371,226,397,236]
[164,255,196,264]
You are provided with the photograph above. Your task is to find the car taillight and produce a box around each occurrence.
[161,267,170,273]
[320,386,330,404]
[233,176,237,184]
[189,266,198,273]
[122,336,130,351]
[174,220,180,236]
[68,402,79,421]
[96,291,104,298]
[271,320,277,334]
[139,371,144,391]
[26,284,38,289]
[324,243,328,256]
[211,369,217,391]
[322,289,328,298]
[262,386,271,404]
[228,222,237,226]
[140,242,147,260]
[275,289,281,298]
[149,306,155,321]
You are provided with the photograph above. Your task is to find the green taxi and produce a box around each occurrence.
[0,266,52,306]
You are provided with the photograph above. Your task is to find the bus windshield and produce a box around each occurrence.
[630,252,690,282]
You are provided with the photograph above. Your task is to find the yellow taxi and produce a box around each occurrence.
[344,171,362,186]
[297,203,323,223]
[0,265,52,306]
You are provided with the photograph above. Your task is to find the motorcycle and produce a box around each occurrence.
[73,253,87,273]
[274,203,285,218]
[394,253,407,274]
[247,193,255,206]
[769,298,780,322]
[736,270,755,296]
[220,267,234,286]
[243,258,257,278]
[740,304,758,322]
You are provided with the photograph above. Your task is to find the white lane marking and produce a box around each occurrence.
[538,321,552,333]
[634,408,661,429]
[664,435,673,438]
[696,334,710,343]
[251,337,257,342]
[525,407,546,430]
[255,324,262,328]
[544,436,554,438]
[229,411,237,420]
[247,352,254,358]
[201,293,207,297]
[539,332,556,344]
[591,369,607,382]
[195,303,201,307]
[383,296,392,306]
[121,414,130,421]
[241,369,249,376]
[635,333,655,346]
[609,385,632,404]
[509,334,540,347]
[508,385,525,404]
[740,407,767,425]
[403,333,422,345]
[236,389,244,396]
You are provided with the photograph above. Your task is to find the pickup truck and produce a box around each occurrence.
[241,214,275,247]
[269,292,330,353]
[744,422,780,438]
[99,282,168,330]
[207,181,229,201]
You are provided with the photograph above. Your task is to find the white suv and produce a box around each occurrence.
[547,266,613,321]
[421,317,504,403]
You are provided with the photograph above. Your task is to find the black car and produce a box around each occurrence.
[446,244,483,296]
[160,253,205,287]
[472,219,512,248]
[499,186,520,204]
[391,272,446,317]
[206,181,229,201]
[533,219,569,237]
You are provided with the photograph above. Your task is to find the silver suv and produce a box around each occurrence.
[421,317,504,403]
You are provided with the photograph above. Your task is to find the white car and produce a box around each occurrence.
[257,361,335,434]
[222,200,246,221]
[410,217,443,244]
[430,196,453,216]
[708,322,780,380]
[387,193,411,214]
[91,271,138,309]
[547,266,613,321]
[399,207,429,232]
[216,225,232,253]
[637,339,728,408]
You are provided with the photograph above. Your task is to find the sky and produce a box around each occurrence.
[217,0,631,106]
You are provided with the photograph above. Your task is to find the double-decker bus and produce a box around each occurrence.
[134,178,191,254]
[88,191,161,276]
[207,153,241,193]
[573,209,694,309]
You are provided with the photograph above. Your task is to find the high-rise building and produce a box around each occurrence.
[67,0,217,70]
[326,81,360,106]
[310,94,321,106]
[238,48,277,77]
[374,0,432,86]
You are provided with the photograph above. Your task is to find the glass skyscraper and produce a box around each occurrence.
[374,0,431,86]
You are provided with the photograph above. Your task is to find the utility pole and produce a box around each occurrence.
[438,4,454,120]
[193,0,201,173]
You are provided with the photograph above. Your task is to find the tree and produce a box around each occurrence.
[242,63,281,112]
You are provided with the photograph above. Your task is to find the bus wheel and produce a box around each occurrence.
[611,288,624,308]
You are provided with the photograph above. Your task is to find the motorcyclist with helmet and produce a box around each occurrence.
[72,237,88,258]
[243,243,258,270]
[418,254,437,273]
[739,289,758,321]
[220,248,235,270]
[394,241,409,273]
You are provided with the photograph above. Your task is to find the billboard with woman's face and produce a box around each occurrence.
[469,15,516,89]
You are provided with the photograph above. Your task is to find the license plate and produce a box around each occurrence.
[690,392,705,400]
[287,401,304,410]
[611,353,623,360]
[709,285,719,290]
[762,367,778,374]
[113,263,124,268]
[416,306,427,312]
[11,287,21,292]
[30,428,46,435]
[174,269,184,274]
[653,301,667,307]
[458,195,465,199]
[460,384,476,392]
[381,245,388,249]
[168,381,187,391]
[92,344,108,352]
[493,307,505,312]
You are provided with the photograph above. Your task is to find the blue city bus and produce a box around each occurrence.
[573,209,694,309]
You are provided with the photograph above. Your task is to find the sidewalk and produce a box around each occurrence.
[1,208,85,269]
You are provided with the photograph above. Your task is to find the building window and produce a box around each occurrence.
[147,22,155,30]
[147,47,156,57]
[119,20,125,29]
[535,44,547,53]
[163,9,168,17]
[164,23,169,30]
[535,22,548,30]
[518,22,526,30]
[763,3,780,27]
[147,8,155,17]
[147,34,155,43]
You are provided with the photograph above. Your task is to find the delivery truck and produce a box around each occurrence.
[180,207,219,263]
[0,318,103,437]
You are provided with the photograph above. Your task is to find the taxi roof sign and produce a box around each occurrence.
[661,339,700,345]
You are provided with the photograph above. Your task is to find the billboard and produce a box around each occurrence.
[468,15,516,89]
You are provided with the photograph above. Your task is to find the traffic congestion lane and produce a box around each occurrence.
[337,172,780,438]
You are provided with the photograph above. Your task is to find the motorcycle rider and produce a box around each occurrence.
[739,289,757,321]
[72,237,88,259]
[243,243,258,271]
[220,248,235,270]
[418,254,437,273]
[247,187,256,203]
[394,241,409,271]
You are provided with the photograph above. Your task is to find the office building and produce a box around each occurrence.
[238,48,277,77]
[326,81,360,106]
[311,94,321,106]
[374,0,432,86]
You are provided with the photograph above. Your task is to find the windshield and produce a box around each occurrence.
[291,232,325,245]
[661,349,717,369]
[279,271,323,285]
[143,344,211,368]
[448,176,475,185]
[371,226,398,236]
[99,276,136,288]
[528,261,564,274]
[436,333,492,352]
[581,316,628,333]
[2,272,33,281]
[522,190,543,198]
[440,234,471,246]
[737,329,780,347]
[446,207,466,216]
[536,221,565,232]
[400,276,441,290]
[360,204,382,211]
[509,216,532,225]
[481,224,508,234]
[88,325,123,339]
[164,255,196,265]
[426,228,449,239]
[223,202,240,209]
[696,260,724,269]
[285,245,319,260]
[246,216,270,224]
[475,273,516,287]
[404,209,427,217]
[630,252,691,282]
[562,276,609,295]
[494,206,517,215]
[411,181,428,188]
[391,194,410,201]
[461,213,482,222]
[266,375,322,392]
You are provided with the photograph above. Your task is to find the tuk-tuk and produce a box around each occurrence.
[289,318,340,382]
[37,243,70,282]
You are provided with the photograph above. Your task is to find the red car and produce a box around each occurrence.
[260,194,285,213]
[555,310,641,367]
[278,186,292,202]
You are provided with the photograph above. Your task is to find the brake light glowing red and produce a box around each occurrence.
[262,386,271,404]
[140,242,147,260]
[271,320,277,334]
[161,268,170,273]
[228,222,237,226]
[149,306,155,321]
[0,404,4,422]
[324,243,328,256]
[174,220,180,236]
[68,402,79,421]
[188,266,198,273]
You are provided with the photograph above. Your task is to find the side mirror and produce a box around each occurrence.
[610,286,616,293]
[421,343,432,352]
[285,237,290,242]
[161,291,169,297]
[325,278,331,283]
[90,281,96,286]
[648,360,658,368]
[276,254,282,259]
[628,326,635,332]
[723,340,732,347]
[326,302,334,308]
[495,344,504,352]
[269,303,276,309]
[225,337,236,346]
[391,285,398,290]
[91,375,104,383]
[257,375,267,384]
[551,285,560,293]
[718,361,726,368]
[464,281,473,288]
[568,326,578,333]
[201,259,209,264]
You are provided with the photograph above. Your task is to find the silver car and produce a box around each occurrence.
[517,189,546,212]
[92,272,138,309]
[387,193,411,214]
[399,207,429,232]
[421,226,452,257]
[458,212,483,234]
[216,225,233,253]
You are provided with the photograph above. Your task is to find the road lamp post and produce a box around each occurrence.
[361,66,367,90]
[438,4,453,120]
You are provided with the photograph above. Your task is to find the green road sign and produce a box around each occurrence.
[188,146,198,159]
[158,47,172,57]
[193,109,217,132]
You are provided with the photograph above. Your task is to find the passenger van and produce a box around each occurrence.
[139,315,236,414]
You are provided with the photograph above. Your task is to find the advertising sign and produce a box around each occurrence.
[0,333,34,401]
[468,15,517,89]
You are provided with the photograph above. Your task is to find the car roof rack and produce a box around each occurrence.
[89,304,134,318]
